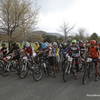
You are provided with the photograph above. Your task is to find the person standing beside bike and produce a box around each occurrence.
[78,40,86,59]
[88,40,100,81]
[0,43,8,57]
[5,42,21,72]
[52,42,60,73]
[48,42,60,77]
[7,42,20,61]
[66,39,81,79]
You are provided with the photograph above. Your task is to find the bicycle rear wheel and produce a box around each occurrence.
[82,63,90,85]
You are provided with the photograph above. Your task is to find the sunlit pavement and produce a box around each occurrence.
[0,73,100,100]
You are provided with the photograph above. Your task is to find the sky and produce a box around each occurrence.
[37,0,100,35]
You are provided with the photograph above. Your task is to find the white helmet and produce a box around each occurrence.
[25,42,30,47]
[53,42,57,46]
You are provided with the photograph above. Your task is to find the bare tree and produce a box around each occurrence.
[60,22,74,41]
[0,0,39,48]
[78,28,86,40]
[19,0,39,41]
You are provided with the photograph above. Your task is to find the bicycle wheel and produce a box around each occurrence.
[63,61,70,82]
[18,60,28,79]
[82,63,90,85]
[0,60,4,74]
[2,62,10,77]
[32,64,43,81]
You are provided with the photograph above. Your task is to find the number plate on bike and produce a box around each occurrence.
[87,58,92,62]
[68,56,73,61]
[6,56,11,60]
[23,56,28,60]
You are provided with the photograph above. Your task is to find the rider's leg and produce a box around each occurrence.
[95,61,100,81]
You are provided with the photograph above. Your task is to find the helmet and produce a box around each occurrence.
[79,40,83,44]
[90,40,96,45]
[72,39,77,44]
[25,42,31,48]
[63,42,67,48]
[41,43,48,49]
[53,42,58,46]
[63,42,67,46]
[35,42,39,45]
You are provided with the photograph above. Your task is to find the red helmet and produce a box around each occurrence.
[90,40,97,45]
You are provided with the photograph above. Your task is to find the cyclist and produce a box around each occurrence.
[48,42,60,76]
[0,43,7,57]
[62,42,68,59]
[7,42,20,61]
[52,42,60,72]
[66,39,81,79]
[78,40,86,58]
[88,40,100,81]
[23,42,33,59]
[5,42,21,72]
[39,41,49,56]
[34,42,40,54]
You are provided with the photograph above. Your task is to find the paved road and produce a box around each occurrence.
[0,73,100,100]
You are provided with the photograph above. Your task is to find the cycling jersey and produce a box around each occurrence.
[88,46,100,58]
[52,48,59,57]
[7,44,20,60]
[24,47,33,56]
[67,45,80,58]
[0,47,7,57]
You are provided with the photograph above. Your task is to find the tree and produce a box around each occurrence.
[19,0,39,41]
[89,33,99,41]
[60,22,74,41]
[42,34,59,42]
[0,0,39,48]
[78,28,86,40]
[58,37,64,42]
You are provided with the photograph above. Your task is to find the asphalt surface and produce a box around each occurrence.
[0,72,100,100]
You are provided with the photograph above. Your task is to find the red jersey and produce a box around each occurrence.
[25,47,33,56]
[88,46,100,58]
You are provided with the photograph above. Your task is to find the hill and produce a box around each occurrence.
[0,30,63,41]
